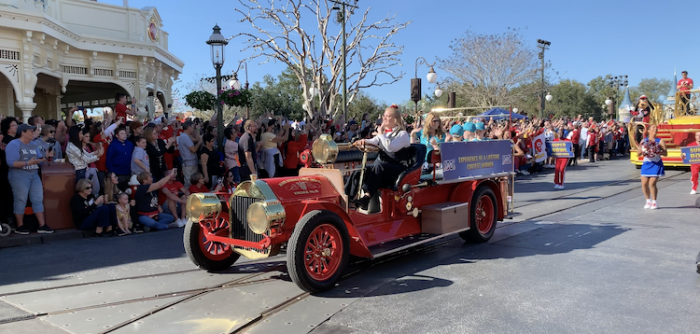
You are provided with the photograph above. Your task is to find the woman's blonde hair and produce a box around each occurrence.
[386,105,405,131]
[76,179,92,193]
[422,112,445,140]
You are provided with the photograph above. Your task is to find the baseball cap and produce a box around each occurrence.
[17,124,36,133]
[450,124,464,137]
[462,122,476,132]
[348,120,357,125]
[475,122,486,131]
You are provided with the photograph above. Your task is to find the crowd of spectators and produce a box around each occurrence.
[0,89,631,237]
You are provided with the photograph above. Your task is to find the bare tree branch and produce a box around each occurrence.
[439,29,540,108]
[231,0,410,117]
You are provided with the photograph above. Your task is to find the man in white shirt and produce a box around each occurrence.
[579,123,589,160]
[352,105,410,210]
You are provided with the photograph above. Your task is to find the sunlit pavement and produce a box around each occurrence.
[1,159,698,334]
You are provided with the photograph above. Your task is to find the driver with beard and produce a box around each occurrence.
[351,105,411,210]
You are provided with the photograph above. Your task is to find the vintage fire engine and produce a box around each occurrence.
[184,134,516,293]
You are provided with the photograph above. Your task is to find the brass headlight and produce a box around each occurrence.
[186,193,221,223]
[247,202,269,234]
[312,134,339,164]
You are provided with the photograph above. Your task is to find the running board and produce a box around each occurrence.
[369,227,471,259]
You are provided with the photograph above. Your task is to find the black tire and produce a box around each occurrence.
[459,186,498,243]
[288,210,350,293]
[635,164,641,170]
[184,218,240,271]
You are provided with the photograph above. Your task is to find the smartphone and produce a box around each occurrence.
[77,106,85,111]
[172,168,177,176]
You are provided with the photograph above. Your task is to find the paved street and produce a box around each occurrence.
[1,160,699,334]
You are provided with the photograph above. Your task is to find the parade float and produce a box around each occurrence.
[628,73,700,168]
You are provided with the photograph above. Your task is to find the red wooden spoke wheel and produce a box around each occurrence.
[475,195,495,235]
[184,214,240,271]
[303,224,344,281]
[198,218,234,261]
[288,210,350,293]
[460,186,498,243]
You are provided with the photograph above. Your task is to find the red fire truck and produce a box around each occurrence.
[184,135,517,293]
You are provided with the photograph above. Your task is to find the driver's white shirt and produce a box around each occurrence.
[366,126,410,153]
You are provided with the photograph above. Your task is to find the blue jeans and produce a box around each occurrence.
[138,213,174,231]
[8,170,44,215]
[161,202,183,217]
[79,205,115,231]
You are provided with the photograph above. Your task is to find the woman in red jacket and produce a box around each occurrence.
[587,125,598,163]
[553,128,570,189]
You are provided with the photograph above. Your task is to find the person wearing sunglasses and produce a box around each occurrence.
[33,124,63,160]
[70,179,116,236]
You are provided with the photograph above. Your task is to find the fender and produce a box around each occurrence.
[449,179,504,220]
[296,200,372,258]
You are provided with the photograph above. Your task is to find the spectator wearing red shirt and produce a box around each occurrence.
[159,169,189,226]
[678,71,693,114]
[281,128,308,177]
[114,93,134,122]
[686,132,700,195]
[587,126,598,163]
[569,123,580,166]
[188,172,222,194]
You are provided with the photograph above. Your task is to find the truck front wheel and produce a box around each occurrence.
[288,210,350,293]
[184,217,240,271]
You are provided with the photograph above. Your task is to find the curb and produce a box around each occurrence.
[0,229,92,249]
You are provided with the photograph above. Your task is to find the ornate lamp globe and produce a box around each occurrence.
[605,98,613,106]
[206,24,228,67]
[434,86,443,98]
[545,93,553,102]
[426,67,437,84]
[228,72,241,90]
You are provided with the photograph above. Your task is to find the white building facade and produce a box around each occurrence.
[0,0,184,122]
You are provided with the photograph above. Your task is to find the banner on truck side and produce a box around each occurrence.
[440,140,513,182]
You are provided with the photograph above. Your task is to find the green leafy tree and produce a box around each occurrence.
[547,79,602,119]
[630,78,673,103]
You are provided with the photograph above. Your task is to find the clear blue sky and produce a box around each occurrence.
[105,0,692,106]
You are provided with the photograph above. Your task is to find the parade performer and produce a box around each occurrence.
[553,128,570,189]
[353,105,410,210]
[638,125,667,209]
[686,131,700,195]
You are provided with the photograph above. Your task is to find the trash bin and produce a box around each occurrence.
[41,161,75,230]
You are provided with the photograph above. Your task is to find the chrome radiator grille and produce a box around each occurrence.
[230,196,264,242]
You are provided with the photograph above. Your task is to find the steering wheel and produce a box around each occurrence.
[355,141,381,153]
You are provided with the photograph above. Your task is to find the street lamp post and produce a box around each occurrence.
[207,24,228,153]
[411,57,437,119]
[606,75,628,118]
[537,39,551,119]
[331,0,359,123]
